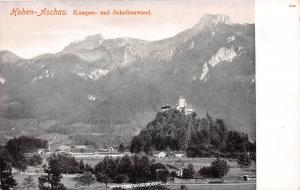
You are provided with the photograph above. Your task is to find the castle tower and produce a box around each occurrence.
[178,95,186,109]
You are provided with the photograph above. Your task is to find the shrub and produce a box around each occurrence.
[198,166,216,178]
[180,185,188,190]
[157,169,170,183]
[187,163,194,171]
[199,158,230,179]
[210,158,230,179]
[73,172,96,188]
[28,155,43,166]
[182,168,194,179]
[170,171,177,179]
[250,152,256,162]
[186,146,212,158]
[237,153,252,168]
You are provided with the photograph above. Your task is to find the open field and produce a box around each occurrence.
[12,157,255,189]
[13,173,255,190]
[166,183,256,190]
[77,156,256,182]
[154,157,256,182]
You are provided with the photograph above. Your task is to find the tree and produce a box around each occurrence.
[22,175,36,190]
[38,154,66,190]
[250,151,256,162]
[170,171,177,180]
[78,160,85,174]
[95,173,112,188]
[84,163,94,174]
[150,162,166,180]
[73,172,96,190]
[118,143,126,153]
[187,163,194,171]
[134,156,152,183]
[0,154,17,190]
[198,166,215,178]
[186,145,211,158]
[130,137,144,154]
[5,136,47,154]
[182,168,194,179]
[28,155,43,166]
[157,169,169,183]
[226,131,249,154]
[13,155,28,172]
[4,136,47,172]
[95,156,118,181]
[143,143,152,155]
[237,153,252,168]
[55,154,79,174]
[115,174,129,184]
[117,154,134,177]
[180,185,188,190]
[94,156,121,186]
[210,158,230,179]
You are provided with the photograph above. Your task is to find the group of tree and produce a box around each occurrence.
[73,172,96,190]
[22,176,36,190]
[5,136,47,154]
[94,154,170,186]
[130,109,255,158]
[0,153,17,190]
[37,154,94,190]
[27,154,43,167]
[37,153,172,189]
[237,153,252,168]
[1,136,47,172]
[38,154,66,190]
[38,153,93,175]
[0,136,48,189]
[198,158,230,179]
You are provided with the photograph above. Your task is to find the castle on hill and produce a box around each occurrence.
[161,95,194,115]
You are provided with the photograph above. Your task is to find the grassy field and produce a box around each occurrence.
[12,157,256,190]
[166,183,256,190]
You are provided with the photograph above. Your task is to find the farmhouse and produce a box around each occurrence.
[154,151,167,158]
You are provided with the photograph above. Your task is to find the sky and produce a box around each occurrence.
[0,0,254,59]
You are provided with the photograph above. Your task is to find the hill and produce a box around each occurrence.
[130,108,254,156]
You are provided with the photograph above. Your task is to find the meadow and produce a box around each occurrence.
[12,157,256,190]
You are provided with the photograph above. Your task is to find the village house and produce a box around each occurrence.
[154,151,167,158]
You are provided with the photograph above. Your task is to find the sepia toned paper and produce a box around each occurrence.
[0,0,299,190]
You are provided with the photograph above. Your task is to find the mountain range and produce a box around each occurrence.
[0,14,255,142]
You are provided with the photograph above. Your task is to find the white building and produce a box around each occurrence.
[37,148,48,155]
[176,96,194,115]
[154,151,167,158]
[160,95,194,115]
[174,153,186,158]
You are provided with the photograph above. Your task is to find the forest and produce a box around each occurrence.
[130,109,255,157]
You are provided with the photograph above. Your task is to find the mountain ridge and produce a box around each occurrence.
[0,14,255,142]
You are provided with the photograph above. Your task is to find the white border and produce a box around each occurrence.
[256,0,300,189]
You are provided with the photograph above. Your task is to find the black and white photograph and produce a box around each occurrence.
[0,0,279,189]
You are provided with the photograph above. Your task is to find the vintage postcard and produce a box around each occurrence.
[0,0,259,189]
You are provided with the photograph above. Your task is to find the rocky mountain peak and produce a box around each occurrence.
[193,14,231,30]
[62,34,104,53]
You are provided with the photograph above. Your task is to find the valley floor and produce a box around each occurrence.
[12,157,256,190]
